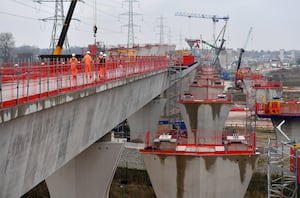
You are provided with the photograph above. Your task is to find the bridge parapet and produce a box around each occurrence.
[0,69,167,124]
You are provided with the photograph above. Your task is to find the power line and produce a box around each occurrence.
[2,0,54,19]
[82,0,120,19]
[12,0,54,15]
[0,11,37,20]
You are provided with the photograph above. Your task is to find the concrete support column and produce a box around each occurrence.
[127,97,167,142]
[46,140,124,198]
[180,102,232,144]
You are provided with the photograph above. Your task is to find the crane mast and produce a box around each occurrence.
[234,27,253,91]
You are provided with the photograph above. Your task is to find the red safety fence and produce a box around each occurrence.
[0,56,168,108]
[179,90,232,103]
[252,79,283,88]
[256,99,300,115]
[141,128,256,155]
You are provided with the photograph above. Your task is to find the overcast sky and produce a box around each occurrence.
[1,0,299,51]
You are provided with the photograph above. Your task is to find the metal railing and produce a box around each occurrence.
[142,128,256,154]
[0,56,168,108]
[256,99,300,115]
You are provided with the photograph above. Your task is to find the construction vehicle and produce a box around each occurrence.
[233,27,253,92]
[234,48,245,91]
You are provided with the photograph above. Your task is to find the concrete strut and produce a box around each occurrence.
[127,97,167,142]
[180,102,232,144]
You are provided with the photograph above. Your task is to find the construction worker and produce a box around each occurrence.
[97,52,106,80]
[82,50,92,79]
[69,53,78,79]
[103,53,107,78]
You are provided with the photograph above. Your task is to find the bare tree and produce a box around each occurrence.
[0,32,15,62]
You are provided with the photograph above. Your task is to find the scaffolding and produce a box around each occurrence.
[246,86,256,134]
[164,54,183,130]
[167,68,181,119]
[267,138,298,198]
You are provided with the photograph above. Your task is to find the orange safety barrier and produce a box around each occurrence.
[268,100,280,114]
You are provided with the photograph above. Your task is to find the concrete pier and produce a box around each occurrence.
[127,97,167,142]
[46,140,124,198]
[141,152,258,198]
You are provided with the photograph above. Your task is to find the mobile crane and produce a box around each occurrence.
[234,48,245,91]
[234,27,252,92]
[40,0,78,59]
[53,0,77,55]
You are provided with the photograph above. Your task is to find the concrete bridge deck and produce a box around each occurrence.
[0,59,198,197]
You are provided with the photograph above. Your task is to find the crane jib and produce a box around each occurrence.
[53,0,78,55]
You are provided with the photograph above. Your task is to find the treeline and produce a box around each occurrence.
[0,32,85,63]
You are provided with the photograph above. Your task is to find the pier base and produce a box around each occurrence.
[46,140,124,198]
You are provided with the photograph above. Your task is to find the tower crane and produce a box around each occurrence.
[175,11,229,42]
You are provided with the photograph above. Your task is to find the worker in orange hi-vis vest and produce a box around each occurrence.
[69,53,78,79]
[97,52,105,80]
[82,50,93,79]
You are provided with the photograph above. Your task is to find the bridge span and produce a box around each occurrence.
[0,58,198,198]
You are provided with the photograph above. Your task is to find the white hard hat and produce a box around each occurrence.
[103,53,107,57]
[86,50,90,54]
[99,52,103,55]
[72,53,75,57]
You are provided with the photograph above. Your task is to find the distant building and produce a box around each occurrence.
[279,49,284,62]
[290,50,296,63]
